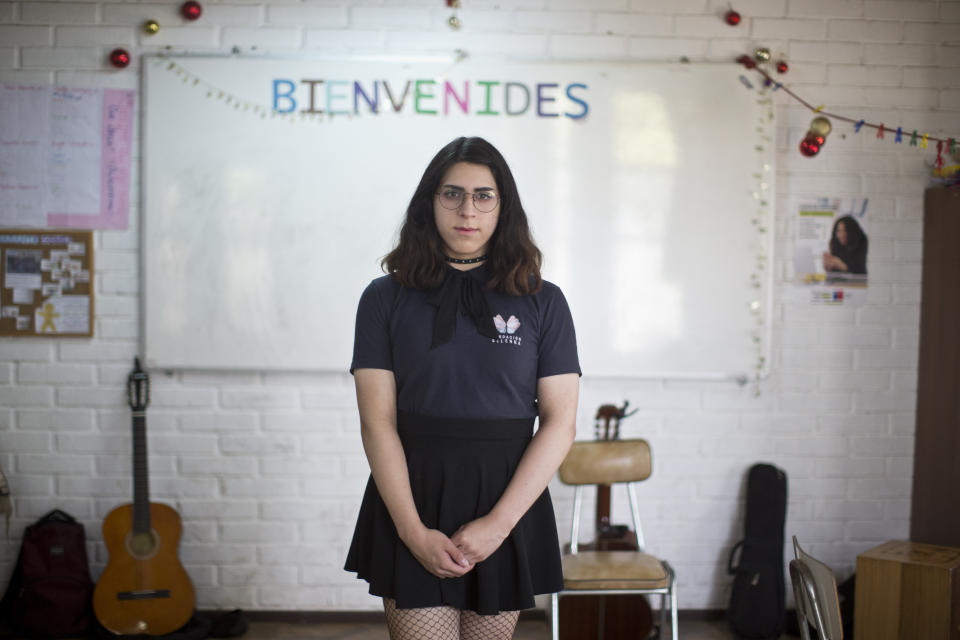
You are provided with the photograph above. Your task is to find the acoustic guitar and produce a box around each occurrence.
[559,402,654,640]
[93,358,195,635]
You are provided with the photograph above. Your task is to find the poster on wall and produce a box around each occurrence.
[0,84,134,229]
[792,197,869,305]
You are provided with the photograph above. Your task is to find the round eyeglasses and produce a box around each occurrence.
[435,189,499,213]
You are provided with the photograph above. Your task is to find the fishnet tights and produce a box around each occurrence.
[384,598,520,640]
[459,608,519,640]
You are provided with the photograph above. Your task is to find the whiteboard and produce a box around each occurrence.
[142,57,773,377]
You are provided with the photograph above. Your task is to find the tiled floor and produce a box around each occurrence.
[244,618,735,639]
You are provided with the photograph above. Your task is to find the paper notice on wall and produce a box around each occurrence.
[0,84,134,229]
[792,197,869,305]
[0,85,48,227]
[4,249,43,289]
[34,295,89,334]
[12,288,33,304]
[45,87,101,218]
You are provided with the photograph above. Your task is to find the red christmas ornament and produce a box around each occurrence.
[736,54,757,70]
[109,48,130,69]
[799,132,825,157]
[725,10,742,26]
[776,60,789,74]
[181,1,202,21]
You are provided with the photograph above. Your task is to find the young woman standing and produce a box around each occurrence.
[345,136,580,639]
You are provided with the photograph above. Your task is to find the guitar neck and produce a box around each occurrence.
[594,406,633,543]
[596,484,611,527]
[595,408,616,530]
[131,412,151,534]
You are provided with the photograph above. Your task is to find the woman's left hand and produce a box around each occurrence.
[451,515,511,565]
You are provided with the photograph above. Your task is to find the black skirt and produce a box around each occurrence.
[344,411,563,615]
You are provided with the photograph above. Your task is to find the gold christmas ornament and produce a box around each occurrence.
[143,19,160,34]
[448,15,462,29]
[754,47,771,62]
[809,116,832,137]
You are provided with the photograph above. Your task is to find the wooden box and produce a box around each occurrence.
[855,540,960,640]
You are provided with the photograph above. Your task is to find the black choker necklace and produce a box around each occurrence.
[444,255,487,264]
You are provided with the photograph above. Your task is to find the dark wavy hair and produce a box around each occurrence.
[829,215,866,253]
[382,137,542,296]
[829,215,869,275]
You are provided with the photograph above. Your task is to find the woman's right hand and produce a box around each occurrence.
[402,526,474,579]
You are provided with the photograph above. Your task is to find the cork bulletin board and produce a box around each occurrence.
[0,230,94,337]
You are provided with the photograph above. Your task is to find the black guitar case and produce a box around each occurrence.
[727,463,788,640]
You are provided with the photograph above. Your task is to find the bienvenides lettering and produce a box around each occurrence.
[271,78,589,119]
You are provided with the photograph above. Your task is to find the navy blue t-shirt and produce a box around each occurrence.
[350,264,580,420]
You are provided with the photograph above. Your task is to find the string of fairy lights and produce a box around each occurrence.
[750,85,774,395]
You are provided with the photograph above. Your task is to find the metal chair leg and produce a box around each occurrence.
[789,563,813,640]
[670,582,678,640]
[659,592,668,636]
[550,592,559,640]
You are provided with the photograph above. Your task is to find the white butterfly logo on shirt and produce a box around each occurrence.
[493,314,521,335]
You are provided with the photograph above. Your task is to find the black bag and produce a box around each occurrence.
[726,463,788,640]
[92,610,248,640]
[0,509,94,638]
[94,613,211,640]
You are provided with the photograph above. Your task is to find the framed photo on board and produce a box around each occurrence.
[0,230,94,337]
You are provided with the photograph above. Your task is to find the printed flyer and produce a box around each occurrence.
[793,197,869,305]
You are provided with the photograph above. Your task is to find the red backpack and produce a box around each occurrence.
[0,509,94,638]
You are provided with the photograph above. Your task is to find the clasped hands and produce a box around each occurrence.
[403,515,510,579]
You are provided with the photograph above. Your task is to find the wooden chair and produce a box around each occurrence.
[789,536,844,640]
[550,439,677,640]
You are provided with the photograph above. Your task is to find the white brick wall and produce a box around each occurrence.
[1,0,956,614]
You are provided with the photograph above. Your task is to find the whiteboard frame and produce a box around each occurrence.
[140,54,774,381]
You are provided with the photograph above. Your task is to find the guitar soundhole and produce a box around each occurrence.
[126,529,160,559]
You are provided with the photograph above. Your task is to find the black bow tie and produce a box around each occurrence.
[426,269,498,348]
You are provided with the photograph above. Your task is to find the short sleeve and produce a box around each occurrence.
[350,279,394,374]
[537,285,581,378]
